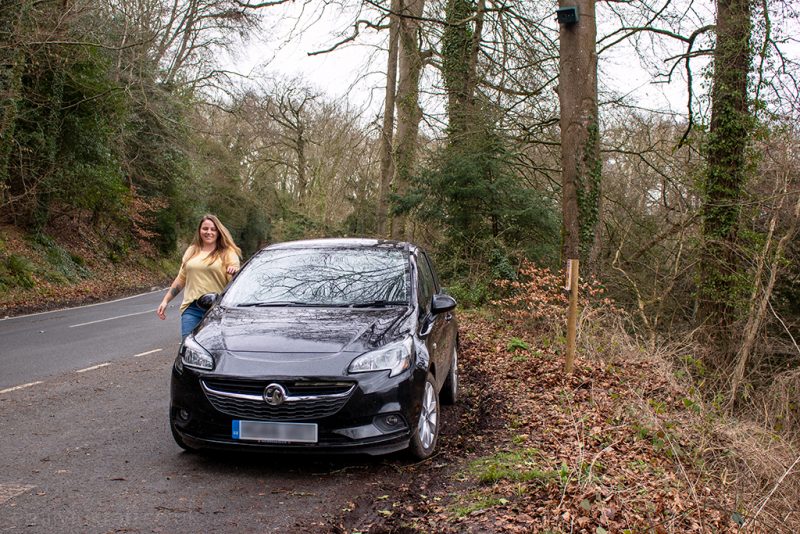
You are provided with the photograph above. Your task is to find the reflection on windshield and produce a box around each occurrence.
[223,248,410,307]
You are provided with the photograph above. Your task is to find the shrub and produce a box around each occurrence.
[1,254,36,289]
[446,280,491,308]
[491,260,614,335]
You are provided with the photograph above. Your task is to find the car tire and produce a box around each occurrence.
[170,422,198,453]
[440,342,458,405]
[409,373,439,460]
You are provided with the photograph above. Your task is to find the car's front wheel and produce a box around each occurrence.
[409,373,439,460]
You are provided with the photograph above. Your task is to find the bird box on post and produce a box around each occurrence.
[556,6,579,25]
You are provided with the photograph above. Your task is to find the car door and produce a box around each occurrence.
[426,253,456,361]
[416,251,451,390]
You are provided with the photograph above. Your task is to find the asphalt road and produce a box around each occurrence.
[0,292,407,533]
[0,290,177,389]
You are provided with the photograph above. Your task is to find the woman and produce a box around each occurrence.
[157,214,242,338]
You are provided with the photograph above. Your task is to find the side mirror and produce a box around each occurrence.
[196,293,219,310]
[431,293,457,314]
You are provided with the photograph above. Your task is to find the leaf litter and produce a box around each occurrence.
[324,309,769,533]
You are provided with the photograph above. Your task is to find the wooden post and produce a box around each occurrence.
[565,259,579,374]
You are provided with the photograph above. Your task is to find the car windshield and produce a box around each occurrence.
[222,247,410,307]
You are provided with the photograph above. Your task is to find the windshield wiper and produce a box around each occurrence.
[237,301,352,308]
[237,301,309,307]
[350,300,407,308]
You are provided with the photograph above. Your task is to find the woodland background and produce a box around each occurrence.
[1,0,799,529]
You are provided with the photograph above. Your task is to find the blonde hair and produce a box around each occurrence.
[188,214,242,264]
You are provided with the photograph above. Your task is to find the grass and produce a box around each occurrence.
[466,447,558,485]
[449,447,561,520]
[452,493,509,517]
[0,254,36,290]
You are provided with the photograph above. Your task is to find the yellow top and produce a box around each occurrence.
[177,247,240,313]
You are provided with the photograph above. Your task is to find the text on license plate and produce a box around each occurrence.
[232,420,318,443]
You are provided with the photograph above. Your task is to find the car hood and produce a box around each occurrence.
[193,305,414,376]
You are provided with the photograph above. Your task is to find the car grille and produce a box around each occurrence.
[200,378,356,421]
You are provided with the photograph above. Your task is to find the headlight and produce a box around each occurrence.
[180,336,214,370]
[348,337,413,377]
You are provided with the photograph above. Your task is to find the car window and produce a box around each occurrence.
[222,248,410,306]
[417,252,435,311]
[421,252,441,293]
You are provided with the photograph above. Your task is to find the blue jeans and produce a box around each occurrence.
[181,302,206,338]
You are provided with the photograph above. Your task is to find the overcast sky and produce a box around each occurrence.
[223,1,798,124]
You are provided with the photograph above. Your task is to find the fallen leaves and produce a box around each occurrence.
[327,309,751,533]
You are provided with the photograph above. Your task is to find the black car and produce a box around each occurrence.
[169,238,458,459]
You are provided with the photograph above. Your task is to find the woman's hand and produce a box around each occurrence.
[226,265,238,275]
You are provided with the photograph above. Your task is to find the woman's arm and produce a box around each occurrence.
[156,277,185,320]
[157,247,193,319]
[225,249,241,276]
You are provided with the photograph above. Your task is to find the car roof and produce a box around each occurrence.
[263,238,416,253]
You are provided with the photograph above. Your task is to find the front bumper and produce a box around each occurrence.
[169,360,427,456]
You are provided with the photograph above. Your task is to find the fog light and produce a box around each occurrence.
[374,413,407,432]
[178,408,190,422]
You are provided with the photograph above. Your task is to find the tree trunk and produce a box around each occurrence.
[698,0,752,354]
[440,0,486,245]
[557,0,601,271]
[0,1,25,209]
[391,0,425,241]
[443,0,478,140]
[376,0,399,237]
[296,121,307,205]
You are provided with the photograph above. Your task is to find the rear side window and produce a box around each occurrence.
[421,252,441,291]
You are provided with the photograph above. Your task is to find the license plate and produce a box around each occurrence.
[232,420,318,444]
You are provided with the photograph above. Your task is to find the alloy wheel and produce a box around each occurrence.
[417,379,438,450]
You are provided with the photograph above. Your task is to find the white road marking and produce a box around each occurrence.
[0,381,43,394]
[75,363,111,373]
[0,288,166,322]
[69,309,153,328]
[134,348,162,357]
[1,347,164,391]
[0,484,35,505]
